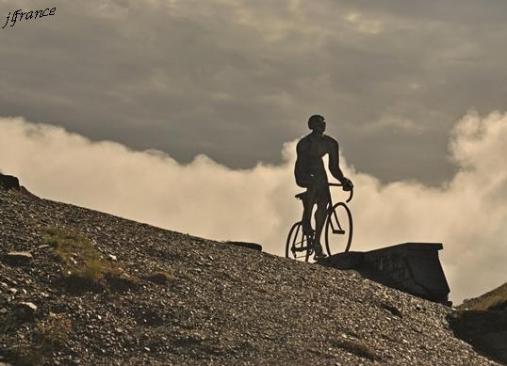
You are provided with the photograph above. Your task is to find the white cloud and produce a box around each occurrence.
[1,112,506,303]
[362,115,425,134]
[344,11,383,35]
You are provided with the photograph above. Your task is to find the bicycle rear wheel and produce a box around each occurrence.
[324,202,353,256]
[285,221,312,262]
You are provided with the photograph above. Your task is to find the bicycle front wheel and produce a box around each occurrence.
[285,221,312,262]
[324,202,353,256]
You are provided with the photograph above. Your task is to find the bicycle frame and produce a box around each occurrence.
[300,183,353,219]
[286,182,354,261]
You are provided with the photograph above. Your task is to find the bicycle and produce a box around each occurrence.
[285,183,353,262]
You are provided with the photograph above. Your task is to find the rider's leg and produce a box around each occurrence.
[302,184,317,236]
[313,179,331,257]
[302,198,314,236]
[313,200,327,253]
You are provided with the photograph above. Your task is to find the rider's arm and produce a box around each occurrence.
[327,138,346,182]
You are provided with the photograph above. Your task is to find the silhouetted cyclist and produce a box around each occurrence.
[294,114,353,259]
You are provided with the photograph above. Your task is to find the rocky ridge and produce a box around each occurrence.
[450,283,507,364]
[0,187,501,365]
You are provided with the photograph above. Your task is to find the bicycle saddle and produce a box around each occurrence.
[295,192,306,200]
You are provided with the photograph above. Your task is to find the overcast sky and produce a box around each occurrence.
[1,1,507,302]
[2,0,507,184]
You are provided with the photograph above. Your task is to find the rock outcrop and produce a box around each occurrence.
[0,172,38,198]
[318,243,450,304]
[449,283,507,364]
[0,173,20,191]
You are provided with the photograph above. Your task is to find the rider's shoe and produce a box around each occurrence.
[314,252,327,259]
[313,246,327,260]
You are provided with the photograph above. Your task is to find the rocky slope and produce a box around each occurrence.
[0,187,501,365]
[449,283,507,364]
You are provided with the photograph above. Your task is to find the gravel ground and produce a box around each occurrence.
[0,188,501,366]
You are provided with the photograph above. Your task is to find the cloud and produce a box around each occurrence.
[343,11,383,34]
[3,0,507,187]
[1,112,506,303]
[360,114,425,135]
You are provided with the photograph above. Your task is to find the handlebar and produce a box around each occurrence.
[328,183,354,203]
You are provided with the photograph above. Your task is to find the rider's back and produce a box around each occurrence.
[295,133,337,187]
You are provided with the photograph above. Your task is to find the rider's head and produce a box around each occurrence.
[308,114,326,134]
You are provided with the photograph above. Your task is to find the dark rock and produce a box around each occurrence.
[15,301,37,320]
[224,241,262,252]
[0,173,20,191]
[3,251,33,267]
[318,243,450,304]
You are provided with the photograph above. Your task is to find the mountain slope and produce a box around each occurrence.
[449,283,507,364]
[0,188,500,366]
[460,283,507,312]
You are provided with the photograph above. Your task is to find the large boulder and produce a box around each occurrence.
[317,242,450,304]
